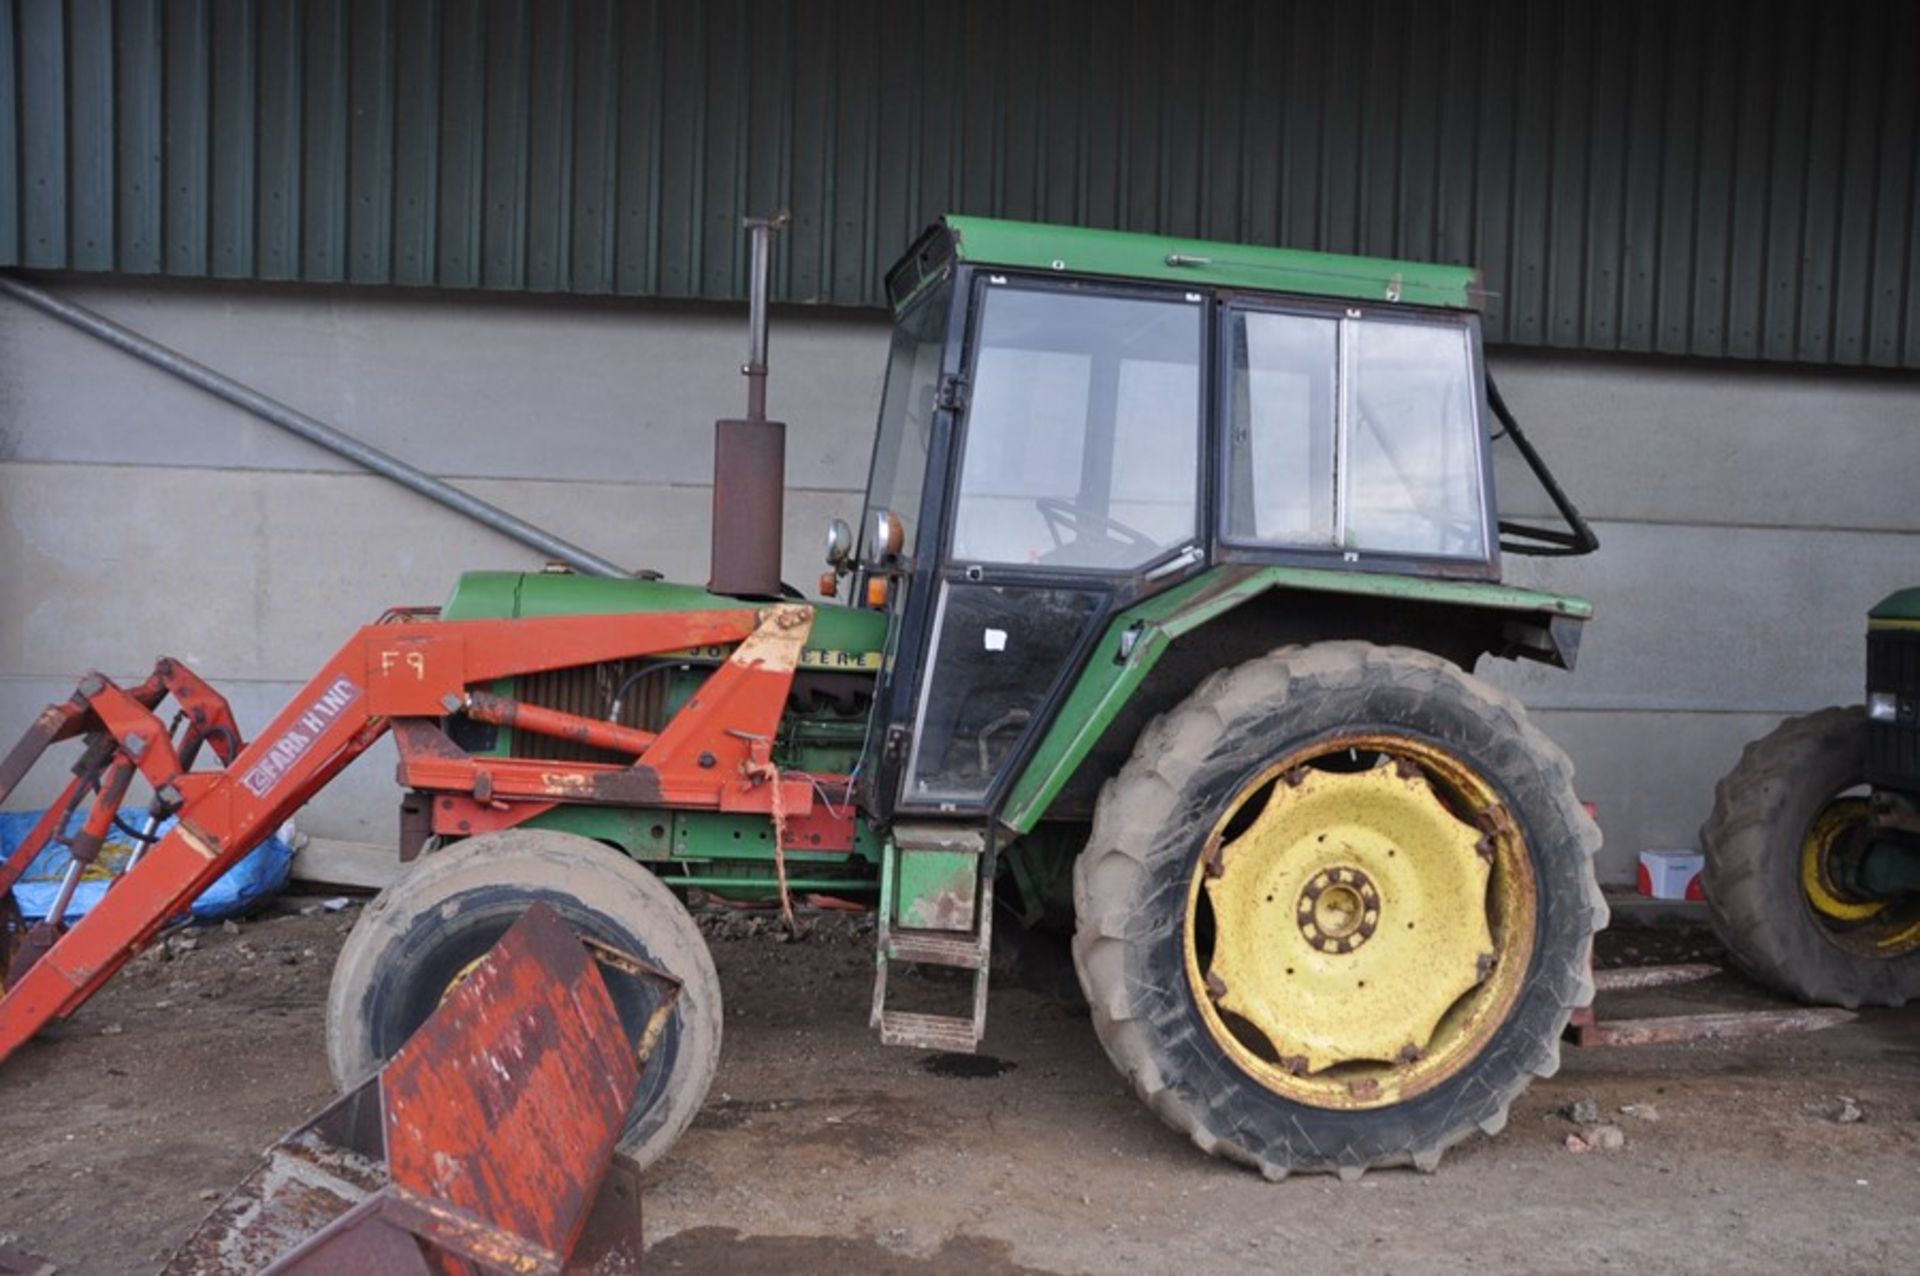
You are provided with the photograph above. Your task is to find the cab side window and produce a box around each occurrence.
[1226,307,1487,561]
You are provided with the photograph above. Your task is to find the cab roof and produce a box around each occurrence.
[923,215,1483,312]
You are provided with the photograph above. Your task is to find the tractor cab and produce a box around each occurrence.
[835,216,1592,827]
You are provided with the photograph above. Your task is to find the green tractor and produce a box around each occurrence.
[1700,590,1920,1006]
[328,215,1606,1179]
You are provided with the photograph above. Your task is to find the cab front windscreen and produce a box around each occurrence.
[947,282,1203,572]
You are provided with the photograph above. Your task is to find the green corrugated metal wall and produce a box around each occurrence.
[2,0,1917,367]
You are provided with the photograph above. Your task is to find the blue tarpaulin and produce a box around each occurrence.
[1,808,295,923]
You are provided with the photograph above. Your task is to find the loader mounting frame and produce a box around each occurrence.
[0,602,829,1063]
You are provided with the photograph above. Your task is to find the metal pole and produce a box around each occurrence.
[742,212,787,422]
[708,211,790,598]
[0,273,634,579]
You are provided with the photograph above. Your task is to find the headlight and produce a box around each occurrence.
[869,508,906,557]
[824,516,854,567]
[1867,691,1900,722]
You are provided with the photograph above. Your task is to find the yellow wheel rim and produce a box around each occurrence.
[1799,799,1881,923]
[1797,797,1920,958]
[1185,735,1536,1110]
[439,952,490,1004]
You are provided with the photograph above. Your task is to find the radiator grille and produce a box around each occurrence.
[509,661,676,765]
[1866,630,1920,790]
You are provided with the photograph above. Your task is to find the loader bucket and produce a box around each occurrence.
[164,902,674,1275]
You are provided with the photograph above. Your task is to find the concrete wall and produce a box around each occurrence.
[2,279,1915,883]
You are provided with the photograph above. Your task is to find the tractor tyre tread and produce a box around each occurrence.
[1072,641,1604,1179]
[327,829,722,1171]
[1699,706,1920,1008]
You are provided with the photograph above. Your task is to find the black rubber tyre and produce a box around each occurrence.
[1072,641,1605,1179]
[1699,706,1920,1008]
[326,830,722,1171]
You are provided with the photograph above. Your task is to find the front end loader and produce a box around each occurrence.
[2,214,1609,1181]
[168,903,667,1274]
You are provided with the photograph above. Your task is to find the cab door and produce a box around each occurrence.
[892,276,1208,816]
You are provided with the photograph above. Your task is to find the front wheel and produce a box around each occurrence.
[1073,642,1604,1178]
[326,830,723,1171]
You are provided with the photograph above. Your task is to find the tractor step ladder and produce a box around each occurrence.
[870,822,993,1053]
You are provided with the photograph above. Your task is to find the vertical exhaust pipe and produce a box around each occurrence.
[709,212,791,598]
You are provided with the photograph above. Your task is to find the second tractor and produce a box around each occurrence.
[1700,590,1920,1008]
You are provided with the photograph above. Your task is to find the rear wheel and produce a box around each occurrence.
[1073,642,1604,1178]
[326,829,722,1170]
[1700,707,1920,1007]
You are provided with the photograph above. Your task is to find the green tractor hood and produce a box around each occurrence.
[1869,587,1920,627]
[443,572,887,671]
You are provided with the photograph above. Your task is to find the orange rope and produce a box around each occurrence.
[747,757,795,930]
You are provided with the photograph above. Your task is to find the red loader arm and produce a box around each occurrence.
[0,602,818,1064]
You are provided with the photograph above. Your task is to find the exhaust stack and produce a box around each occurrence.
[709,212,790,598]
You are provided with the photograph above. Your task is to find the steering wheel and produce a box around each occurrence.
[1034,496,1159,557]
